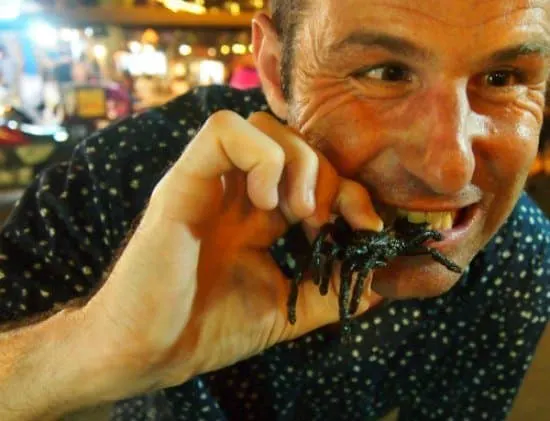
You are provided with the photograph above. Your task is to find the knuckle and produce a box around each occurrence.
[269,145,286,168]
[248,111,274,125]
[290,137,315,159]
[342,179,364,195]
[205,109,241,129]
[306,148,320,171]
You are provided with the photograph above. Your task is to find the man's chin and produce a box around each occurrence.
[370,261,465,299]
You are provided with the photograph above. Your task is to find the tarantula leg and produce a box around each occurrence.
[349,261,380,314]
[349,270,368,316]
[339,260,355,325]
[287,244,315,324]
[312,223,334,267]
[406,230,444,247]
[339,261,357,345]
[315,241,334,286]
[319,245,340,296]
[406,246,463,273]
[348,260,386,315]
[293,250,311,283]
[314,241,333,286]
[311,224,336,286]
[312,256,322,287]
[340,260,369,344]
[340,320,353,344]
[287,274,299,324]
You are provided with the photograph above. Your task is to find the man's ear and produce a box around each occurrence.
[252,12,289,120]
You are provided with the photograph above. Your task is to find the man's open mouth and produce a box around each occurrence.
[375,203,471,232]
[395,208,469,231]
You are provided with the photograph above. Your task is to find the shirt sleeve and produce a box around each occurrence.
[0,108,194,324]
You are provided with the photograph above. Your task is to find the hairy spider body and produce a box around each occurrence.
[288,217,463,343]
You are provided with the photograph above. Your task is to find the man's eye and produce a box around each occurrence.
[485,70,523,87]
[356,64,414,82]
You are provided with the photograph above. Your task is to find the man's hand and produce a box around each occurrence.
[83,111,383,402]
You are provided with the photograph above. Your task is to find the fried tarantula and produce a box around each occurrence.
[288,217,463,342]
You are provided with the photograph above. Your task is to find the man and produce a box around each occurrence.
[0,1,548,420]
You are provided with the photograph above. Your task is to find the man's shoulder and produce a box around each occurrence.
[463,193,549,317]
[67,86,267,178]
[160,85,269,119]
[84,86,269,159]
[506,193,549,241]
[484,192,549,266]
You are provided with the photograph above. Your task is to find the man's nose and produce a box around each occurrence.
[397,84,488,195]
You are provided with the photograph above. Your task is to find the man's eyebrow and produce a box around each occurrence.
[485,40,550,63]
[329,31,434,61]
[329,32,550,64]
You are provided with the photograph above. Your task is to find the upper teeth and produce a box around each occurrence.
[397,209,457,231]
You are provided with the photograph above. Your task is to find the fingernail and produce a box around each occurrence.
[306,188,316,209]
[356,214,384,232]
[268,187,279,209]
[367,214,384,232]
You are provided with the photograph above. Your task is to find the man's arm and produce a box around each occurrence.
[0,102,209,419]
[0,308,112,421]
[0,102,207,419]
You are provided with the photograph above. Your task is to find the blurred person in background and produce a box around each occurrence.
[72,53,92,85]
[53,44,74,87]
[120,69,136,113]
[18,35,44,121]
[41,44,74,124]
[0,44,18,104]
[229,53,261,90]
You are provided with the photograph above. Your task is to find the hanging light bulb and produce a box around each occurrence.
[231,43,247,55]
[251,0,265,9]
[227,2,241,15]
[157,0,207,14]
[178,44,193,56]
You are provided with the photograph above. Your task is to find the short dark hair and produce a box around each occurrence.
[270,0,308,101]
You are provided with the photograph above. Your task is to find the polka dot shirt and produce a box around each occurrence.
[0,86,548,421]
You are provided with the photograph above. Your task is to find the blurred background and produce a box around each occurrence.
[0,0,266,208]
[0,1,548,420]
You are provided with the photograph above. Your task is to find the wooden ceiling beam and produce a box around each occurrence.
[38,6,255,29]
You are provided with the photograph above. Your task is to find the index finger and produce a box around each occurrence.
[152,110,287,224]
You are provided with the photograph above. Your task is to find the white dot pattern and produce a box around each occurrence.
[0,86,548,420]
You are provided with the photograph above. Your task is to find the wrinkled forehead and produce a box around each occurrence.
[316,0,549,27]
[300,0,550,57]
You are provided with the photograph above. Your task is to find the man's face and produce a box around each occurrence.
[282,0,550,298]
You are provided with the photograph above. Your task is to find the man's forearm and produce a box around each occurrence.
[0,309,110,421]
